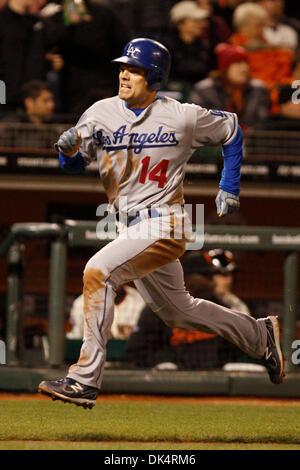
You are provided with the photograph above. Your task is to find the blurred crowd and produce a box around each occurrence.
[1,0,300,131]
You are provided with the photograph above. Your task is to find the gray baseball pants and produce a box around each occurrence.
[67,214,267,389]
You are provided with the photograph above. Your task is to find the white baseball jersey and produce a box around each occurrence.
[76,95,238,213]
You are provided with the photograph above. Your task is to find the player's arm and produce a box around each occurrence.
[56,127,85,175]
[216,123,242,217]
[55,112,97,174]
[187,105,242,217]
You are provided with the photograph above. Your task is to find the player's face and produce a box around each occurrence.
[118,64,156,108]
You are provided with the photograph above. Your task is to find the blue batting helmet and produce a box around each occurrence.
[112,38,171,91]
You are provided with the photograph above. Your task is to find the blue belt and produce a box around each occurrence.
[116,208,161,227]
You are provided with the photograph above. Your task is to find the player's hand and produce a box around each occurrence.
[215,190,240,217]
[55,127,82,157]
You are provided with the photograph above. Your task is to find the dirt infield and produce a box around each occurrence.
[0,393,299,406]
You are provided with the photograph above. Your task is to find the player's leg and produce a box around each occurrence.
[39,216,185,405]
[134,260,284,383]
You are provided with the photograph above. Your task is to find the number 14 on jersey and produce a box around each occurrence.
[139,156,169,189]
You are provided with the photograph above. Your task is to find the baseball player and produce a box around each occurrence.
[38,38,284,408]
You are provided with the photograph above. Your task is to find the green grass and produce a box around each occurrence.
[0,400,300,450]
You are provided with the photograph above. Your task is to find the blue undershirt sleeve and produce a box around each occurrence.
[59,151,85,174]
[219,125,243,195]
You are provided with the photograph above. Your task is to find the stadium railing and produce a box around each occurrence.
[0,123,300,183]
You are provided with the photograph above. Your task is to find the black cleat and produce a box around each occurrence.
[38,377,98,409]
[260,316,285,384]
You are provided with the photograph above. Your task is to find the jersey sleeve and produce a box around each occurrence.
[186,104,238,148]
[75,111,98,166]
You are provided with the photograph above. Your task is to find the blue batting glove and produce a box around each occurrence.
[55,127,82,157]
[215,190,240,217]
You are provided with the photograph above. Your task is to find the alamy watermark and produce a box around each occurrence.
[291,340,300,365]
[0,340,6,365]
[0,80,6,105]
[291,80,300,104]
[95,199,204,250]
